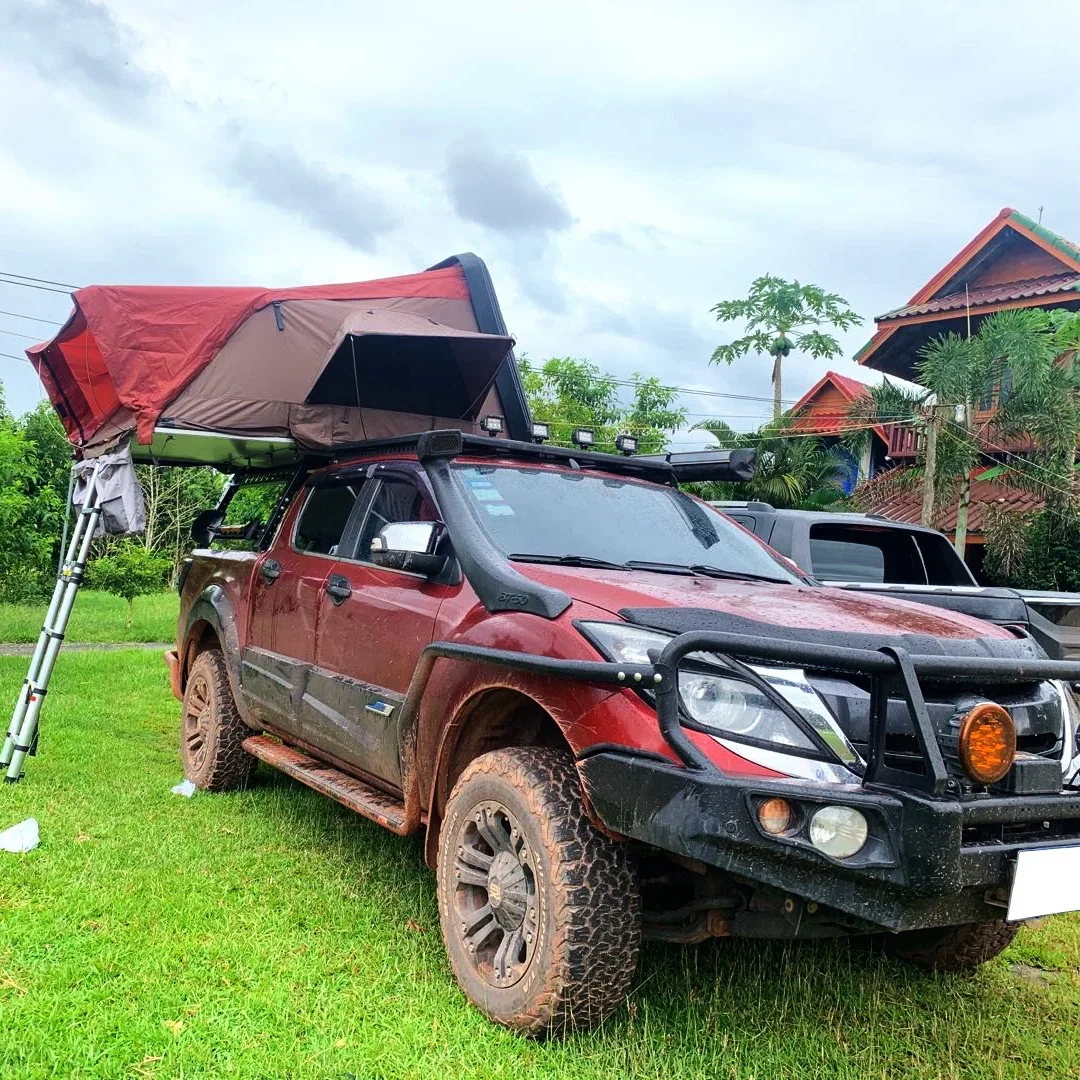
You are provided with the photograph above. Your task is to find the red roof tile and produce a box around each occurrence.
[857,468,1044,536]
[788,370,880,438]
[879,272,1080,322]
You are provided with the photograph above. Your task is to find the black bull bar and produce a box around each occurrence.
[415,631,1080,796]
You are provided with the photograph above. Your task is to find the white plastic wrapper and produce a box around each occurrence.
[171,779,197,798]
[0,817,39,853]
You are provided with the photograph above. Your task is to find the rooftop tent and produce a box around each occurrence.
[26,253,531,468]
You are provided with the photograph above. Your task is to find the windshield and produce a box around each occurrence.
[452,464,799,583]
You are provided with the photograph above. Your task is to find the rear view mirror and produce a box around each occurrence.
[370,521,446,576]
[191,509,224,547]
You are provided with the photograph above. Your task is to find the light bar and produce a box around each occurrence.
[571,427,595,448]
[531,421,550,444]
[481,415,505,437]
[614,432,638,456]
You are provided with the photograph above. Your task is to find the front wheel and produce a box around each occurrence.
[883,919,1019,971]
[436,747,641,1036]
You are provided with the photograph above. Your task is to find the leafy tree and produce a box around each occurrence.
[710,276,862,420]
[85,542,172,626]
[518,357,686,454]
[692,417,853,509]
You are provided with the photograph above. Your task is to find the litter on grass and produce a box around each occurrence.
[171,779,197,798]
[0,817,39,853]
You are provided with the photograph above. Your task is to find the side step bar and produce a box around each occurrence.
[242,735,408,834]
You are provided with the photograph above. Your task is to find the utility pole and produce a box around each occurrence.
[920,405,940,527]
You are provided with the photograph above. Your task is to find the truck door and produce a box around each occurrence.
[242,475,367,742]
[307,466,449,786]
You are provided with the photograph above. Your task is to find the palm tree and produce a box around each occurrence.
[842,377,928,484]
[710,276,862,420]
[694,418,854,508]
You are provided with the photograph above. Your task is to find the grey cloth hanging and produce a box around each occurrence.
[73,445,146,536]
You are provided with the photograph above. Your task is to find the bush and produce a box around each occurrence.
[85,544,172,626]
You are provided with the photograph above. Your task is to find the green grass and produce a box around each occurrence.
[0,591,178,644]
[2,651,1080,1079]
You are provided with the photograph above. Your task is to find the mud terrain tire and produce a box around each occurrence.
[437,747,640,1036]
[180,648,255,792]
[884,920,1019,971]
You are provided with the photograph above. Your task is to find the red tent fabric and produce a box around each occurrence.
[27,265,472,448]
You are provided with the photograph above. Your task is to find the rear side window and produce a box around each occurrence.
[808,524,927,584]
[293,480,364,555]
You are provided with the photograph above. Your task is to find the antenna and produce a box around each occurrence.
[1038,205,1044,224]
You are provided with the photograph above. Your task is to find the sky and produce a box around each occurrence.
[2,0,1079,448]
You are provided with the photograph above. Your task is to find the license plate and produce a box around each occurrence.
[1007,846,1080,921]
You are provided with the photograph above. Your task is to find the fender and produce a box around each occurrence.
[180,584,245,710]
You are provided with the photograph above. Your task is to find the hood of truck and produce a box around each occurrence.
[518,564,1020,644]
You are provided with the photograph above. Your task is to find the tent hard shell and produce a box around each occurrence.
[25,253,531,469]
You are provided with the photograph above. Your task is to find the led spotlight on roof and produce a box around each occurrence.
[531,421,550,444]
[480,415,504,437]
[614,432,639,456]
[571,427,595,448]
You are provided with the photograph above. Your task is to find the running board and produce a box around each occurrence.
[242,736,408,834]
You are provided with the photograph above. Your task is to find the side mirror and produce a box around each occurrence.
[191,508,224,547]
[370,521,447,576]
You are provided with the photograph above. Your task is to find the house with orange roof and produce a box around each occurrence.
[851,207,1080,575]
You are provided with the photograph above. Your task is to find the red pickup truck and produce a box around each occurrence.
[169,429,1080,1036]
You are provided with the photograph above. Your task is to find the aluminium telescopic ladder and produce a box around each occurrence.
[1,460,104,783]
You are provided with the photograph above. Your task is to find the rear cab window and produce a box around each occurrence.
[808,524,927,584]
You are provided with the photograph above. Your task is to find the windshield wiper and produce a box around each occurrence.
[509,553,630,571]
[626,560,790,584]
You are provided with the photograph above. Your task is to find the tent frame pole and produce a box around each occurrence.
[1,461,104,783]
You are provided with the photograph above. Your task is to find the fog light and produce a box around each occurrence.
[757,797,794,836]
[809,805,868,860]
[958,702,1015,784]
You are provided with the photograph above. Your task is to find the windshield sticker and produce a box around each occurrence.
[485,504,515,517]
[466,478,493,488]
[472,488,503,502]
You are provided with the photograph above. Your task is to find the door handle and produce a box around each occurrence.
[260,558,281,584]
[325,574,352,604]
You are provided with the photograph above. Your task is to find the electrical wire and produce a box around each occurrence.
[0,327,39,340]
[0,270,81,290]
[0,351,31,363]
[0,309,62,326]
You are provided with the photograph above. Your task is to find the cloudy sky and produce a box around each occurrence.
[2,0,1079,446]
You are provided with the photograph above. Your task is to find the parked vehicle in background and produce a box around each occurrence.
[169,431,1080,1036]
[714,502,1080,661]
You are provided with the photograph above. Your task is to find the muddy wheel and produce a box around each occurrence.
[180,648,255,792]
[436,747,640,1037]
[884,919,1019,971]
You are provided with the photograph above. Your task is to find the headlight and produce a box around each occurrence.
[578,621,814,752]
[678,669,814,750]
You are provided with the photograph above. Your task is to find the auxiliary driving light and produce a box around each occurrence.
[757,797,795,836]
[481,415,504,437]
[571,427,595,448]
[531,421,550,443]
[809,805,868,860]
[614,432,639,456]
[957,702,1016,784]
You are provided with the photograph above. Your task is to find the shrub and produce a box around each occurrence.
[86,544,172,627]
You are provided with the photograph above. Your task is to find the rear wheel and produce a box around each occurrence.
[884,919,1019,971]
[180,648,255,792]
[436,747,640,1036]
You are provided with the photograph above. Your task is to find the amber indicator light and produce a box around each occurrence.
[757,797,795,836]
[957,702,1016,784]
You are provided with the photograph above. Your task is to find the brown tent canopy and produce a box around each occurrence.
[28,254,531,468]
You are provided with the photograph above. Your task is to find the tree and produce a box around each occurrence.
[710,276,862,420]
[693,418,853,508]
[518,357,686,454]
[842,377,928,483]
[86,542,172,627]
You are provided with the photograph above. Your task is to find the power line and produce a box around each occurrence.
[0,276,73,296]
[0,327,39,340]
[0,270,81,290]
[0,351,31,364]
[0,309,63,326]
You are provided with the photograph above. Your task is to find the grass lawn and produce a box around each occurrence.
[2,650,1080,1079]
[0,590,178,644]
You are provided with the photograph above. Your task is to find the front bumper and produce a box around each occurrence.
[579,749,1080,931]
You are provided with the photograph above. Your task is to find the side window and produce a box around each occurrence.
[356,478,427,563]
[808,524,927,584]
[293,480,365,555]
